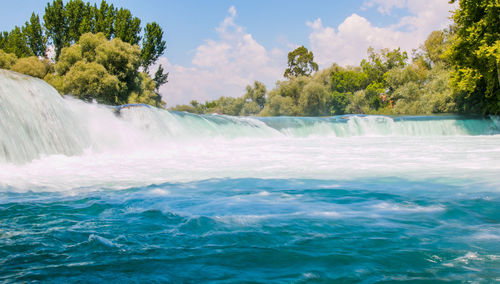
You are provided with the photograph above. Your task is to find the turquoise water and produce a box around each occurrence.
[1,178,499,282]
[1,70,500,282]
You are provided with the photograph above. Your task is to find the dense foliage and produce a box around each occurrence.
[173,0,499,116]
[172,37,456,116]
[1,0,498,115]
[0,0,167,107]
[448,0,500,114]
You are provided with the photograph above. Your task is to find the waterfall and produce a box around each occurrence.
[1,69,498,165]
[0,70,89,164]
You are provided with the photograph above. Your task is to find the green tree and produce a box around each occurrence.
[78,2,94,35]
[94,0,115,39]
[331,69,368,93]
[65,0,86,43]
[141,22,166,72]
[345,90,370,114]
[240,101,261,116]
[244,81,267,110]
[0,50,17,69]
[95,36,141,102]
[284,45,318,78]
[260,90,297,116]
[63,60,123,104]
[361,47,408,84]
[212,96,245,116]
[2,26,32,58]
[23,13,46,57]
[330,91,349,115]
[0,32,7,50]
[44,0,67,60]
[128,72,165,107]
[298,81,329,116]
[448,0,500,114]
[114,8,141,45]
[11,56,50,79]
[153,64,168,91]
[54,33,146,105]
[422,30,450,66]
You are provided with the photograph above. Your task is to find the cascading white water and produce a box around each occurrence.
[1,69,499,192]
[3,73,500,283]
[0,70,89,164]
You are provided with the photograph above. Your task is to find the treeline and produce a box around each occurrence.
[0,0,167,106]
[172,34,455,116]
[173,0,499,116]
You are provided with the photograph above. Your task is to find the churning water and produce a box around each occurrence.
[1,70,499,282]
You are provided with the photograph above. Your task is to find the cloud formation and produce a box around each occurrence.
[158,1,455,106]
[308,0,454,67]
[158,6,284,107]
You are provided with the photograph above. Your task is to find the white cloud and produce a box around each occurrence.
[158,6,284,107]
[158,2,455,106]
[362,0,406,15]
[308,0,454,67]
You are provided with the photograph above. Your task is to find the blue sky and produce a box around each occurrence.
[0,1,455,106]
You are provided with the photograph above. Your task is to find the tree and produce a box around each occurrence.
[128,72,165,107]
[94,0,115,39]
[63,60,123,104]
[0,50,17,69]
[141,22,166,72]
[422,30,449,66]
[44,0,67,60]
[298,81,329,116]
[153,64,168,91]
[23,13,46,57]
[2,26,32,58]
[211,96,245,116]
[114,8,141,45]
[0,32,7,50]
[331,69,368,93]
[448,0,500,114]
[284,46,318,78]
[78,2,94,35]
[53,32,154,106]
[65,0,87,44]
[330,91,349,115]
[244,81,267,110]
[11,57,50,79]
[361,47,408,84]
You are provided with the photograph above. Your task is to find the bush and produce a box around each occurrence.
[63,61,123,104]
[11,56,49,78]
[0,50,17,69]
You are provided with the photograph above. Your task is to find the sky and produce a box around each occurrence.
[0,0,456,106]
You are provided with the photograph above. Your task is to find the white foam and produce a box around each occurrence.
[1,70,500,192]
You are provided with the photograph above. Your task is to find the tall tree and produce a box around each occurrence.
[114,8,141,45]
[153,64,168,91]
[23,13,46,57]
[0,31,8,50]
[3,26,32,58]
[78,3,94,35]
[284,46,318,78]
[141,22,166,72]
[65,0,88,44]
[244,81,267,110]
[94,0,115,39]
[448,0,500,114]
[44,0,67,60]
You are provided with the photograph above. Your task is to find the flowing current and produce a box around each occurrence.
[1,70,499,282]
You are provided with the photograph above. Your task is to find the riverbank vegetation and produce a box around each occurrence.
[0,0,167,107]
[172,0,499,116]
[0,0,498,115]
